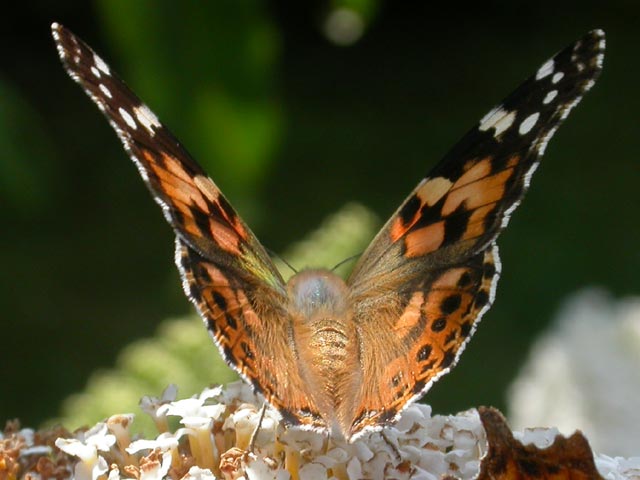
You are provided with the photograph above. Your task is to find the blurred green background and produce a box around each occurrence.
[1,1,638,429]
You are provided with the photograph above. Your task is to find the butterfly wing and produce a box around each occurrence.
[346,30,605,439]
[52,23,326,430]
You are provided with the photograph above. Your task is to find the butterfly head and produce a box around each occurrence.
[286,269,350,320]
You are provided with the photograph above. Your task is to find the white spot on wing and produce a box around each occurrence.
[492,111,517,137]
[93,53,111,75]
[119,107,137,130]
[536,59,554,80]
[98,84,112,99]
[552,72,564,84]
[91,66,101,78]
[133,104,161,135]
[542,90,558,105]
[479,106,516,138]
[55,44,66,60]
[518,112,540,135]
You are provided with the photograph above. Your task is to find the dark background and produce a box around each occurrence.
[2,1,638,427]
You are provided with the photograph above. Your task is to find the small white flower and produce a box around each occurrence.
[55,423,116,480]
[56,424,115,458]
[141,385,178,433]
[19,428,35,446]
[56,437,109,480]
[140,384,178,413]
[594,454,640,479]
[198,385,223,401]
[139,449,172,480]
[183,466,217,480]
[107,464,121,480]
[83,422,117,452]
[19,445,52,457]
[514,427,561,449]
[126,431,182,454]
[107,413,135,454]
[164,395,225,429]
[245,458,278,480]
[298,462,330,479]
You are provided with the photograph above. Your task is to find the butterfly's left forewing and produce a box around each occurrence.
[346,31,605,439]
[52,24,269,273]
[52,23,327,432]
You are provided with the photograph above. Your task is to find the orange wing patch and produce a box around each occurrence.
[442,160,517,216]
[139,148,251,256]
[390,155,519,258]
[403,221,446,257]
[390,176,453,242]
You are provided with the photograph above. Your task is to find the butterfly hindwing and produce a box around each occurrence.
[175,240,326,430]
[347,246,499,436]
[346,30,604,437]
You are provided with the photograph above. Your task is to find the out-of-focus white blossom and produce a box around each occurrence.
[508,288,640,457]
[594,454,640,480]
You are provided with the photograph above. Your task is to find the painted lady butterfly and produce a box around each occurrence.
[52,24,604,441]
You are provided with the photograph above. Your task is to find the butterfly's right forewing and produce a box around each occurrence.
[346,30,605,440]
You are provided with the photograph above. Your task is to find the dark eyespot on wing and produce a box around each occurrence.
[431,317,447,332]
[439,348,456,369]
[417,344,432,362]
[440,294,463,315]
[475,290,489,309]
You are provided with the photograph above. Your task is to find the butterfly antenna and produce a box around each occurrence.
[331,253,361,273]
[266,248,298,275]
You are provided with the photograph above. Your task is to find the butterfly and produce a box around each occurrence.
[52,24,604,442]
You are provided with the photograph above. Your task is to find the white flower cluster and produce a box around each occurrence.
[4,377,637,478]
[54,381,488,480]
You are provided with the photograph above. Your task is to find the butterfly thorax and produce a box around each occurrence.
[286,269,361,434]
